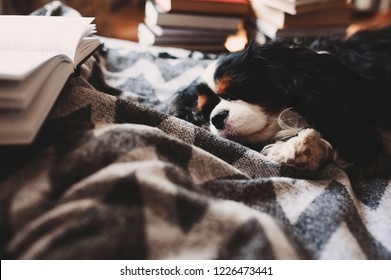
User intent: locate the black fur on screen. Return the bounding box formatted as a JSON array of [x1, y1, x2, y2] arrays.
[[158, 82, 209, 127], [161, 26, 391, 178]]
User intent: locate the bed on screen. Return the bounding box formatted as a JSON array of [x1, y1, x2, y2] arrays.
[[1, 10, 390, 260]]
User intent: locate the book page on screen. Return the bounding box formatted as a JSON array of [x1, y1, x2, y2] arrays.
[[73, 37, 101, 66], [0, 55, 71, 110], [0, 16, 96, 60], [0, 50, 64, 80], [0, 62, 74, 144]]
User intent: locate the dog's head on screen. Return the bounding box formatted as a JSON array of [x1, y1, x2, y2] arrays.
[[196, 41, 308, 146]]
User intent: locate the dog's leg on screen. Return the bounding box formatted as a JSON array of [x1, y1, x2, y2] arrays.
[[261, 128, 332, 171]]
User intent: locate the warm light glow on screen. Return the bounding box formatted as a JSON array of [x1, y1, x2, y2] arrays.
[[225, 30, 248, 52]]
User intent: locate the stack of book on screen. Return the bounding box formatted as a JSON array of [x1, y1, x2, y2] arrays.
[[138, 0, 250, 51], [0, 16, 100, 145], [251, 0, 352, 41]]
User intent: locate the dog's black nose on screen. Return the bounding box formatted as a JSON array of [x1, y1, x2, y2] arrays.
[[211, 110, 229, 130]]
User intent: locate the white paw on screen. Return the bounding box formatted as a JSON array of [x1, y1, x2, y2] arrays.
[[261, 128, 331, 171]]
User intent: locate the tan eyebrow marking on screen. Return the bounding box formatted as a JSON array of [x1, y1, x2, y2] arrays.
[[216, 76, 233, 95], [197, 94, 208, 110]]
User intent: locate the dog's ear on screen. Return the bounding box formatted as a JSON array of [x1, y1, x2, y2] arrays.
[[307, 107, 385, 176], [335, 124, 383, 166], [195, 82, 220, 119], [158, 80, 209, 126], [337, 123, 387, 178]]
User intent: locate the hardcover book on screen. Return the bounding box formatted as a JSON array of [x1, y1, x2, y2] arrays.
[[145, 0, 242, 30], [138, 22, 231, 46], [252, 0, 351, 28], [257, 18, 347, 39], [155, 0, 249, 15], [252, 0, 346, 15]]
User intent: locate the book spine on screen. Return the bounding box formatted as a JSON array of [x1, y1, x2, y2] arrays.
[[161, 0, 249, 15]]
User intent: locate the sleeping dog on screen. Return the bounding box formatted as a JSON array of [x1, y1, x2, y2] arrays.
[[162, 26, 391, 177]]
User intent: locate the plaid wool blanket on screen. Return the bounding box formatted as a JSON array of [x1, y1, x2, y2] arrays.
[[0, 37, 390, 260]]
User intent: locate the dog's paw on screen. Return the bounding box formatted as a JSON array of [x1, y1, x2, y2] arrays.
[[261, 128, 331, 171]]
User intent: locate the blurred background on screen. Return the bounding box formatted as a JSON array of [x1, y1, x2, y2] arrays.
[[1, 0, 390, 51], [1, 0, 145, 40]]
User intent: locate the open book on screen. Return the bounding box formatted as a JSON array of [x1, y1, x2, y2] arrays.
[[0, 16, 100, 144]]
